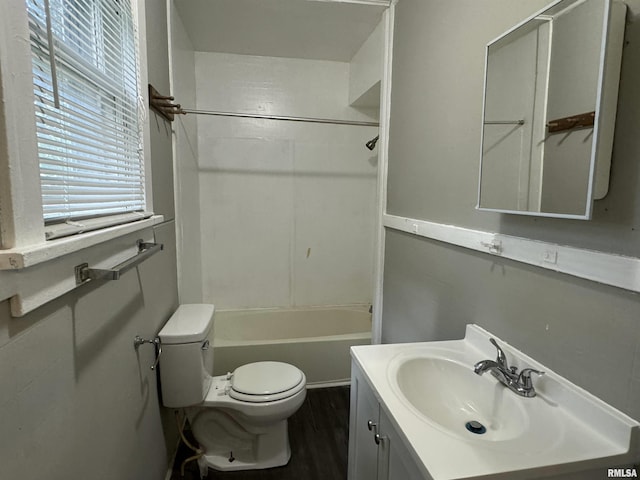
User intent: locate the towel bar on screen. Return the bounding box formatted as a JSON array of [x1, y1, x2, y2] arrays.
[[75, 239, 163, 284]]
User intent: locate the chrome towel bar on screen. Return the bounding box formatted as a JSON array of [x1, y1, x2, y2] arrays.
[[74, 239, 163, 284]]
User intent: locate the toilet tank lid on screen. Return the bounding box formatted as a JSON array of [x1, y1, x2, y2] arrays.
[[158, 304, 215, 344]]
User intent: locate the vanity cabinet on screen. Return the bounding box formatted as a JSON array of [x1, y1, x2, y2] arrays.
[[349, 330, 640, 480], [348, 362, 427, 480]]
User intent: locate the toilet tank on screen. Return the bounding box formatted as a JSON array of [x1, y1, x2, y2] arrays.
[[157, 304, 215, 408]]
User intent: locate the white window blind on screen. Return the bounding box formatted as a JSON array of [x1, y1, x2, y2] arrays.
[[27, 0, 149, 240]]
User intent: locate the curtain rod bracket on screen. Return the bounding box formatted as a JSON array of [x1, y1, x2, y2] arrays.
[[148, 84, 185, 122]]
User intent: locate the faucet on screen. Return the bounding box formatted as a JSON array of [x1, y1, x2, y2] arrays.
[[474, 338, 544, 398]]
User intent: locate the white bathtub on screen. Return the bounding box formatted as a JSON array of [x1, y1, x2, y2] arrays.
[[211, 305, 372, 387]]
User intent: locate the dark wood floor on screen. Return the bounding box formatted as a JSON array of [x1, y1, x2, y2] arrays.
[[170, 386, 351, 480]]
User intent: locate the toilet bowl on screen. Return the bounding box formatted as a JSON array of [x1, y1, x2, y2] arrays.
[[157, 304, 307, 471]]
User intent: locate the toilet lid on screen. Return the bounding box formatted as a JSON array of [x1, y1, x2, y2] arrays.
[[231, 361, 303, 396]]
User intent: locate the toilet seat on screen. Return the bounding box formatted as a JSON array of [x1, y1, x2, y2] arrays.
[[230, 362, 305, 403]]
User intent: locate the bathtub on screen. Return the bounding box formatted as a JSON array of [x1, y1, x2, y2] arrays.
[[211, 305, 372, 387]]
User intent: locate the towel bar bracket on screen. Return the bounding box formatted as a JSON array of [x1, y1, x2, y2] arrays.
[[74, 239, 164, 284]]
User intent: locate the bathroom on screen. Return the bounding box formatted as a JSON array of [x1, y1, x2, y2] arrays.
[[0, 0, 639, 479]]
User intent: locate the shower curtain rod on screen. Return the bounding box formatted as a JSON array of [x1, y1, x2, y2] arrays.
[[181, 108, 379, 127]]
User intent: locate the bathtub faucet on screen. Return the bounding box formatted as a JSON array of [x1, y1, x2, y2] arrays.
[[473, 338, 545, 398]]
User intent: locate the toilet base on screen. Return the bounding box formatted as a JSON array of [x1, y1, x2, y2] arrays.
[[194, 415, 291, 472]]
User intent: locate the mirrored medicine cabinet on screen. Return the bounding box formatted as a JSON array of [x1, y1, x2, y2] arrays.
[[477, 0, 626, 219]]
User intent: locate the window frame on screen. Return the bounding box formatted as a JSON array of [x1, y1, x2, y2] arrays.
[[29, 0, 150, 229], [0, 0, 162, 317], [0, 0, 157, 261]]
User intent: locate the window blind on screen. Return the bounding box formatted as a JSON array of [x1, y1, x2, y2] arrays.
[[27, 0, 149, 239]]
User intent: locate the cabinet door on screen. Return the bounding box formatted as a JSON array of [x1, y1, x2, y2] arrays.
[[378, 410, 429, 480], [348, 364, 381, 480]]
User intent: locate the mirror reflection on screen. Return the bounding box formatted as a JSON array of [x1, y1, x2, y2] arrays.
[[478, 0, 622, 219]]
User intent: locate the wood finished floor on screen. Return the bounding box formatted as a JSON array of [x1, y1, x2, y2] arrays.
[[170, 386, 350, 480]]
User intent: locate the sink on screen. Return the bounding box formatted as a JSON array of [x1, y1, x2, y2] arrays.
[[388, 350, 565, 452], [354, 325, 640, 479], [393, 356, 529, 442]]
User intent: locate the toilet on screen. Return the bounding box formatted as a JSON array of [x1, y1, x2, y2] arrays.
[[157, 304, 307, 472]]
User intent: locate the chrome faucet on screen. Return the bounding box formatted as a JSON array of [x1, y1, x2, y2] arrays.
[[473, 338, 545, 398]]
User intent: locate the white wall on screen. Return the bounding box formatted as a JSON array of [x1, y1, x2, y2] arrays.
[[193, 52, 378, 309], [0, 2, 180, 478], [349, 19, 383, 107], [0, 223, 178, 480], [170, 4, 202, 304]]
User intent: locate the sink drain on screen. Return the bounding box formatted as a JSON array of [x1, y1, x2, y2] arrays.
[[465, 421, 486, 435]]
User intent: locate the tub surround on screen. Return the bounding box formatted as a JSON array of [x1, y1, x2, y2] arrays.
[[193, 52, 378, 310], [213, 305, 372, 386], [175, 1, 385, 312]]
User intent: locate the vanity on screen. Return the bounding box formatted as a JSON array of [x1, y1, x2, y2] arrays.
[[347, 325, 640, 480], [349, 357, 424, 480]]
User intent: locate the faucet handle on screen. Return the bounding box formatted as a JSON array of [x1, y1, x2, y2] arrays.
[[519, 368, 545, 389], [489, 338, 509, 369]]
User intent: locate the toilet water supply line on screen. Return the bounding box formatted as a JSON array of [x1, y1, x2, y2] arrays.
[[175, 410, 204, 476], [175, 408, 255, 473], [133, 339, 203, 472]]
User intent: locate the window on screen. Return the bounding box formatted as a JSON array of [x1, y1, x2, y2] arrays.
[[27, 0, 150, 240], [0, 0, 160, 316]]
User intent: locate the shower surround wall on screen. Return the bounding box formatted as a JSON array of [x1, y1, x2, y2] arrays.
[[170, 3, 202, 304], [193, 52, 378, 309]]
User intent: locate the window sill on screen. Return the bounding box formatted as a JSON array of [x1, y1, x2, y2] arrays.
[[0, 215, 166, 317], [0, 215, 165, 270]]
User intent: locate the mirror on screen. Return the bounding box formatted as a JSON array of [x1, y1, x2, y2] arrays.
[[478, 0, 625, 219]]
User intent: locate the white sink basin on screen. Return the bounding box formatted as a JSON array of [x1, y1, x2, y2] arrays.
[[352, 325, 640, 479], [394, 356, 530, 442], [388, 348, 566, 455]]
